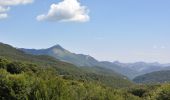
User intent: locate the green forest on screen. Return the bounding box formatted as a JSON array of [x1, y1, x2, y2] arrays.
[[0, 58, 170, 100], [0, 43, 170, 100]]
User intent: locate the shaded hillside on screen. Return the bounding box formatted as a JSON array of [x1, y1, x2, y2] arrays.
[[133, 70, 170, 84]]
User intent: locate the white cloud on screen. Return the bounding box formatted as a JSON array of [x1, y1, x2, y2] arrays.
[[37, 0, 90, 22], [0, 13, 8, 19], [0, 0, 33, 19], [0, 6, 10, 13], [0, 0, 33, 6]]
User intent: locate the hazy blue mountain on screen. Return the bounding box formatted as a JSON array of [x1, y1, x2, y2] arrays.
[[21, 45, 100, 67], [21, 45, 136, 78], [21, 45, 170, 79], [113, 61, 170, 78], [99, 61, 137, 79], [133, 70, 170, 84]]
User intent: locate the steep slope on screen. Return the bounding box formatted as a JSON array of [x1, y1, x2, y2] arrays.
[[133, 70, 170, 84], [0, 42, 132, 88]]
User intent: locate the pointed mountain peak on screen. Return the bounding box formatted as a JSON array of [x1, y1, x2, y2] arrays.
[[53, 44, 62, 48], [49, 44, 65, 50], [113, 61, 120, 64]]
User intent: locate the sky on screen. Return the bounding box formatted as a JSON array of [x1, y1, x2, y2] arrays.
[[0, 0, 170, 63]]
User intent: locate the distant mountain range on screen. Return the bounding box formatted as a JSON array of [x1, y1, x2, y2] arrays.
[[113, 61, 170, 78], [21, 44, 170, 79], [133, 70, 170, 84]]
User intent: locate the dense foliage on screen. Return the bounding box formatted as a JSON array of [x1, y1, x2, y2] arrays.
[[0, 58, 139, 100], [0, 58, 170, 100]]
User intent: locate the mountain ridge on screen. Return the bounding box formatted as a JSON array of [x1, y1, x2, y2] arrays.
[[21, 44, 170, 79], [20, 45, 100, 67], [0, 42, 132, 88]]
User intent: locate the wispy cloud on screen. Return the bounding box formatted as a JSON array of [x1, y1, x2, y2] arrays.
[[161, 46, 165, 49], [0, 0, 33, 19], [37, 0, 90, 22], [153, 45, 166, 49]]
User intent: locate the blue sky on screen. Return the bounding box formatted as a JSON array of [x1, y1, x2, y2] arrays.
[[0, 0, 170, 63]]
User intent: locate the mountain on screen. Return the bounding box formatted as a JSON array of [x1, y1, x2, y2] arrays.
[[133, 70, 170, 84], [21, 45, 99, 67], [21, 45, 138, 78], [0, 42, 132, 88], [99, 61, 138, 79], [21, 45, 170, 79], [113, 61, 170, 79]]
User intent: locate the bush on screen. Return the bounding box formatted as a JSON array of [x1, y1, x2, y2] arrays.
[[0, 69, 32, 100], [129, 87, 147, 97], [155, 84, 170, 100]]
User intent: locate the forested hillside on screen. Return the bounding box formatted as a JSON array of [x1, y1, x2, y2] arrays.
[[1, 42, 170, 100], [1, 57, 170, 100], [133, 70, 170, 84], [0, 58, 138, 100], [0, 43, 132, 88]]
